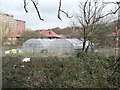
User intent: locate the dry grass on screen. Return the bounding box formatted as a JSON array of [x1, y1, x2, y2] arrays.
[[96, 47, 119, 57]]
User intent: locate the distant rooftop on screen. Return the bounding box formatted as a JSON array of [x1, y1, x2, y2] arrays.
[[36, 29, 62, 38], [4, 31, 22, 38]]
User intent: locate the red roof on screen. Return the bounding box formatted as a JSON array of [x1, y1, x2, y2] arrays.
[[4, 31, 22, 38], [108, 29, 120, 36], [38, 29, 61, 38]]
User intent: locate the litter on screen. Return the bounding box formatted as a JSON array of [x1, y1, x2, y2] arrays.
[[21, 65, 25, 67], [4, 49, 23, 54], [22, 58, 30, 62], [4, 50, 10, 54]]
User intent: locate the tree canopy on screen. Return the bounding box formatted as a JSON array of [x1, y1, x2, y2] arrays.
[[21, 30, 46, 43]]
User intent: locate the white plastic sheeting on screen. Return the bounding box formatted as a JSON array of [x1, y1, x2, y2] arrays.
[[22, 39, 54, 53], [48, 39, 74, 54], [37, 39, 55, 49], [48, 39, 91, 54], [66, 39, 83, 49], [21, 38, 92, 54]]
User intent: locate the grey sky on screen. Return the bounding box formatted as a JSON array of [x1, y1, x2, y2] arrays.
[[0, 0, 119, 30]]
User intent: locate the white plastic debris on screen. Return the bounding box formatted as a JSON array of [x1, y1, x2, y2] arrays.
[[13, 65, 17, 68], [4, 49, 23, 55], [22, 58, 30, 62], [4, 49, 17, 54], [94, 49, 98, 53], [4, 50, 10, 54], [18, 50, 23, 53], [21, 65, 25, 67]]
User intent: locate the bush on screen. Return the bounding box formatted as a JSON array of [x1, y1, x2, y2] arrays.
[[2, 54, 120, 88]]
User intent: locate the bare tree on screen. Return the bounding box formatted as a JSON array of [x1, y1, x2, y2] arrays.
[[73, 0, 120, 52], [22, 0, 119, 52]]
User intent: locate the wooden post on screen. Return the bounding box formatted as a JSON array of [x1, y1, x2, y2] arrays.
[[117, 2, 120, 56]]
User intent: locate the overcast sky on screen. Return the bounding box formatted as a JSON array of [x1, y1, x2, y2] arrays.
[[0, 0, 119, 30], [0, 0, 80, 30]]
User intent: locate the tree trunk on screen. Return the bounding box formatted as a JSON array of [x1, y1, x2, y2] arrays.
[[82, 27, 86, 52]]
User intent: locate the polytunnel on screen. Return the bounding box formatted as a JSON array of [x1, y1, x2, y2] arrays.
[[48, 39, 92, 54], [48, 39, 74, 54], [37, 39, 54, 48], [21, 39, 54, 53], [21, 38, 92, 54], [66, 39, 83, 49]]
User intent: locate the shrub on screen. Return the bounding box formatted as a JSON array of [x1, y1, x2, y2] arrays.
[[2, 54, 119, 88]]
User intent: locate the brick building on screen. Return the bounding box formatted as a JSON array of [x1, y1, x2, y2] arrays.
[[0, 12, 26, 45], [0, 12, 13, 37], [13, 19, 25, 33]]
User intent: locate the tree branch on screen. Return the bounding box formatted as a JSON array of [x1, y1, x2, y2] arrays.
[[23, 0, 73, 21], [111, 64, 120, 76], [57, 0, 72, 20], [31, 0, 44, 21], [103, 2, 117, 4], [103, 1, 120, 15], [87, 1, 91, 24], [23, 0, 29, 13], [83, 0, 89, 25]]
